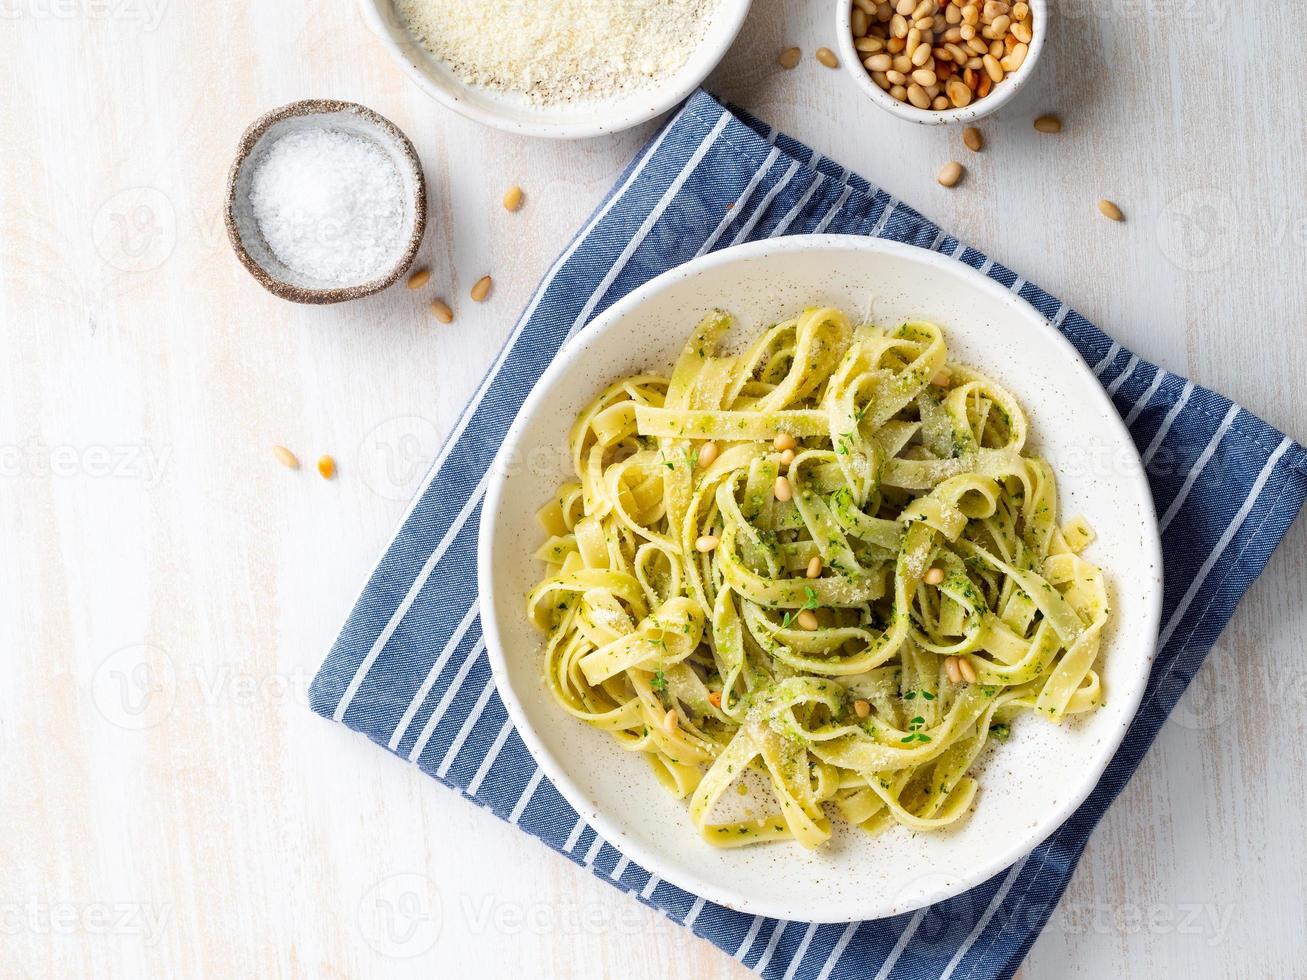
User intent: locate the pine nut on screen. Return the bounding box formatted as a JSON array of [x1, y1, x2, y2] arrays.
[[796, 609, 819, 631], [773, 432, 797, 452], [1012, 19, 1032, 42], [936, 160, 964, 187], [774, 476, 792, 501], [999, 42, 1027, 72], [877, 0, 893, 18], [1013, 1, 1029, 18], [896, 0, 915, 14], [893, 53, 912, 72], [697, 440, 720, 467], [932, 95, 949, 109], [967, 36, 989, 53], [912, 67, 937, 85], [779, 46, 802, 68], [982, 53, 1003, 81], [911, 42, 932, 66], [807, 555, 823, 578], [891, 13, 909, 36], [914, 15, 935, 30], [932, 368, 953, 385], [708, 690, 722, 708], [962, 125, 983, 151], [430, 298, 454, 323], [890, 83, 908, 100], [816, 47, 839, 67], [866, 52, 893, 71], [946, 78, 972, 106], [871, 70, 890, 88], [470, 275, 492, 302], [959, 22, 975, 39], [943, 25, 963, 41], [406, 267, 430, 290], [907, 83, 931, 108], [1033, 114, 1061, 133], [945, 656, 962, 683], [944, 3, 961, 22], [853, 698, 871, 718], [502, 185, 524, 212], [911, 0, 933, 18], [977, 72, 993, 97], [958, 658, 978, 683], [779, 449, 796, 466], [905, 26, 921, 55], [1098, 199, 1125, 222], [965, 55, 983, 70], [852, 7, 870, 35], [696, 535, 720, 553], [961, 3, 979, 24], [854, 0, 876, 11], [855, 36, 884, 52], [946, 41, 969, 62], [988, 37, 1004, 56], [663, 708, 678, 732], [923, 566, 945, 585], [990, 13, 1010, 34], [273, 445, 300, 470], [317, 454, 336, 480], [982, 0, 1009, 19], [886, 36, 906, 52]]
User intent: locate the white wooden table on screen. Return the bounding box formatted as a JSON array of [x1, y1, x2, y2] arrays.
[[3, 2, 1304, 977]]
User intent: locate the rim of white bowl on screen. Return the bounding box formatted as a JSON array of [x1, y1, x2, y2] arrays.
[[358, 0, 754, 140], [478, 234, 1162, 922], [835, 0, 1048, 126]]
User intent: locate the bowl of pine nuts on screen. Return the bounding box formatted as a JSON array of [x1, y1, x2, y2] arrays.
[[836, 0, 1046, 124]]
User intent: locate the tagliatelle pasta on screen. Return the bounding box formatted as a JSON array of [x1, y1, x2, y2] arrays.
[[527, 306, 1109, 849]]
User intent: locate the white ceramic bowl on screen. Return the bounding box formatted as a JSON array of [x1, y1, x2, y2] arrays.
[[358, 0, 752, 139], [479, 236, 1161, 922], [836, 0, 1048, 125]]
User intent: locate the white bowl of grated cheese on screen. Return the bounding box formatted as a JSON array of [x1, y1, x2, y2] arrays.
[[360, 0, 752, 139]]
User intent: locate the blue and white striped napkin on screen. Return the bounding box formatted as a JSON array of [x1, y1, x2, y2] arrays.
[[310, 91, 1307, 980]]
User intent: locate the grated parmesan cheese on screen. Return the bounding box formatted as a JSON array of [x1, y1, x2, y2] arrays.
[[393, 0, 722, 106]]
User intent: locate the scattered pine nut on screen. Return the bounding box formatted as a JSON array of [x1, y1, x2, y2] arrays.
[[945, 655, 963, 684], [779, 46, 801, 69], [317, 455, 337, 480], [663, 708, 678, 732], [502, 185, 524, 212], [779, 449, 796, 466], [774, 476, 792, 502], [796, 609, 819, 631], [273, 445, 300, 470], [406, 267, 430, 290], [1098, 199, 1125, 222], [936, 160, 965, 188], [806, 555, 823, 579], [958, 657, 978, 683], [430, 298, 454, 323], [774, 432, 798, 452], [853, 699, 871, 719], [470, 275, 493, 302], [697, 440, 720, 468], [1033, 114, 1062, 133], [695, 534, 720, 553], [962, 126, 983, 152], [816, 47, 839, 68], [708, 690, 723, 708], [924, 567, 945, 585], [931, 368, 952, 386]]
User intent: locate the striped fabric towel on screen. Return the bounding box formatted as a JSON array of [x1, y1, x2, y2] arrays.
[[310, 91, 1307, 980]]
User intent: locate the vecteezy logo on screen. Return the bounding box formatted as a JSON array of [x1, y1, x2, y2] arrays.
[[357, 415, 442, 502], [92, 186, 177, 274], [1156, 187, 1238, 274], [90, 643, 177, 730], [357, 873, 442, 958]]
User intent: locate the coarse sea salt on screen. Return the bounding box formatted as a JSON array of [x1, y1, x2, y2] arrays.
[[249, 128, 405, 284]]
